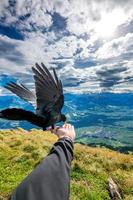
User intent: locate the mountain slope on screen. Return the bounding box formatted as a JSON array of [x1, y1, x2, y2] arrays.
[[1, 93, 133, 151], [0, 129, 133, 200]]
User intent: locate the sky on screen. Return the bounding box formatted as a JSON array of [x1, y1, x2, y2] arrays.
[[0, 0, 133, 94]]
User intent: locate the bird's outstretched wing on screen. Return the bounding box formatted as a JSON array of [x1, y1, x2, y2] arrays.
[[32, 63, 64, 115], [0, 108, 46, 128], [4, 82, 36, 107]]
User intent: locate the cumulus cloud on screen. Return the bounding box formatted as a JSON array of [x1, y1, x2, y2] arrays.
[[96, 65, 128, 89], [0, 0, 133, 93], [96, 33, 133, 60], [0, 0, 53, 30]]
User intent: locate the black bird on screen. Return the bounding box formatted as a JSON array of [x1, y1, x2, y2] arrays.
[[0, 63, 66, 130]]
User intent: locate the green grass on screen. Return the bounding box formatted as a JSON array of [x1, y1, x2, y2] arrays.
[[0, 129, 133, 200]]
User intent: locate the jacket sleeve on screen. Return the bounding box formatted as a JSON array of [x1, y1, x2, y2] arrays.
[[9, 137, 74, 200]]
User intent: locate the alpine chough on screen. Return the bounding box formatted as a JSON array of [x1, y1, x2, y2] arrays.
[[0, 63, 66, 130]]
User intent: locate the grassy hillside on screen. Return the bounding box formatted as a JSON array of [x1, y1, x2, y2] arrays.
[[0, 129, 133, 200]]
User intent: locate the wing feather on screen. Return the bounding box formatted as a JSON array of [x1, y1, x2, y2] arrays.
[[41, 63, 57, 88], [32, 63, 64, 115], [4, 82, 36, 107], [53, 69, 61, 90]]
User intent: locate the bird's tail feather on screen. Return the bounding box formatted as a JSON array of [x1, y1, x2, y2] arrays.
[[0, 108, 46, 128]]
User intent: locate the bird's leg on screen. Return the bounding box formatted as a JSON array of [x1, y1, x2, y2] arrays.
[[51, 124, 55, 129]]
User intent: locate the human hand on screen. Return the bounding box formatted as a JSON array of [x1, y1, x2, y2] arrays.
[[49, 124, 76, 142]]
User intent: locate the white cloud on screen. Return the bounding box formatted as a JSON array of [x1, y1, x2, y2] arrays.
[[96, 33, 133, 59], [0, 0, 53, 31], [0, 0, 133, 93], [66, 0, 133, 37]]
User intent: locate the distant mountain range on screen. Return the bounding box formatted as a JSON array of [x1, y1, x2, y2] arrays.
[[0, 93, 133, 151]]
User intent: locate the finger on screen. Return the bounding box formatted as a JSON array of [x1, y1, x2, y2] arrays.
[[64, 123, 71, 128], [53, 126, 62, 134], [72, 125, 74, 129], [70, 124, 74, 128], [66, 123, 72, 129], [68, 124, 72, 129], [63, 123, 67, 128]]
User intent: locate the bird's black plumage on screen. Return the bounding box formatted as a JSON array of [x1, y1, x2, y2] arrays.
[[0, 63, 66, 130]]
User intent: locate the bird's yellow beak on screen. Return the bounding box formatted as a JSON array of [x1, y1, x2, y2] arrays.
[[64, 120, 67, 128]]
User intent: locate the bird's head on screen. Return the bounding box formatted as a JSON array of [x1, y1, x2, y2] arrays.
[[61, 114, 67, 122]]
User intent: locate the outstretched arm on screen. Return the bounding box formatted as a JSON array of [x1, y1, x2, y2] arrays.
[[10, 124, 75, 200]]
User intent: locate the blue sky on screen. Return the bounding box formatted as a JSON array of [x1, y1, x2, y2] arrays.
[[0, 0, 133, 94]]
